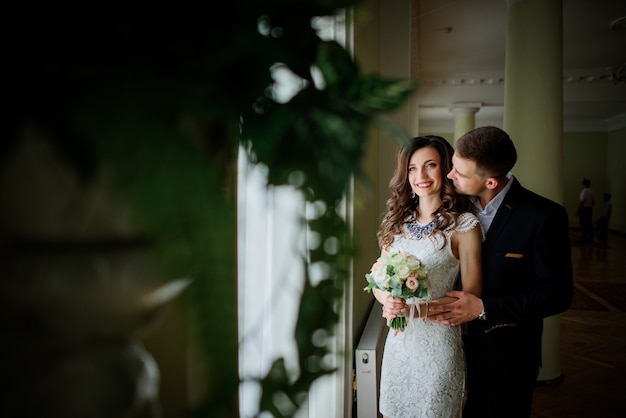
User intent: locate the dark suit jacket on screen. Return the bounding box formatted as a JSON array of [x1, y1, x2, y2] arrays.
[[464, 178, 573, 418], [472, 178, 574, 366]]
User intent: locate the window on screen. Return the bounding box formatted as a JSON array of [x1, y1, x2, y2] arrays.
[[238, 12, 352, 417]]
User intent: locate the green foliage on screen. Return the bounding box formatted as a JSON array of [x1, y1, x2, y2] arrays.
[[243, 29, 414, 418]]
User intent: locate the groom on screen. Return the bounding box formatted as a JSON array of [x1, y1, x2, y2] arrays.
[[429, 126, 573, 418]]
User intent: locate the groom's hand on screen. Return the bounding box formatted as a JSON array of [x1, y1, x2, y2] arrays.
[[429, 290, 484, 326]]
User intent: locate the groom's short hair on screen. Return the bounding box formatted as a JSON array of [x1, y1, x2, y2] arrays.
[[455, 126, 517, 179]]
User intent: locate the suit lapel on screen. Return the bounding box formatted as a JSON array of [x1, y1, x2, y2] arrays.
[[484, 179, 522, 250], [484, 202, 512, 250]]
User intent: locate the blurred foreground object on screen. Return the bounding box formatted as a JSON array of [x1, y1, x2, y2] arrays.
[[3, 1, 413, 416], [0, 129, 190, 418]]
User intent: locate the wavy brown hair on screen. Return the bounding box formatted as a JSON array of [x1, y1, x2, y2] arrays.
[[377, 135, 473, 250]]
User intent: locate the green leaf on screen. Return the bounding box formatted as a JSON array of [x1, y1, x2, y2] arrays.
[[350, 76, 417, 114], [316, 40, 359, 88]]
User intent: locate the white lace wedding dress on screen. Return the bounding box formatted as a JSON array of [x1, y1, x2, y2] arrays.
[[378, 212, 479, 418]]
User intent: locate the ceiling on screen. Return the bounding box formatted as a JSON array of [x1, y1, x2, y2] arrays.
[[414, 0, 626, 132]]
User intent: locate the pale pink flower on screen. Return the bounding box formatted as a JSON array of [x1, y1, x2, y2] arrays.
[[406, 276, 419, 292]]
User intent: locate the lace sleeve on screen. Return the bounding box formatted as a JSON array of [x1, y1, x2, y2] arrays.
[[455, 212, 480, 233]]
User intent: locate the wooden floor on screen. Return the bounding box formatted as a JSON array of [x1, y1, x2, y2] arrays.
[[531, 230, 626, 418]]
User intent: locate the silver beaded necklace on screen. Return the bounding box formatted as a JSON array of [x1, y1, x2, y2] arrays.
[[406, 214, 441, 239]]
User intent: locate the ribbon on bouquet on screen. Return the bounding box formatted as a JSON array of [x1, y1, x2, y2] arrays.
[[407, 298, 423, 325], [402, 299, 427, 348]]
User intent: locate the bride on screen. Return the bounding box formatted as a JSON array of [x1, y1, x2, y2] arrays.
[[370, 136, 482, 417]]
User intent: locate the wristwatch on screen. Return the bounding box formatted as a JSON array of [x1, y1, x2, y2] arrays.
[[478, 309, 487, 321]]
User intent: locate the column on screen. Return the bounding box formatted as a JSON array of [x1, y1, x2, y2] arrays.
[[449, 102, 482, 142], [503, 0, 564, 383]]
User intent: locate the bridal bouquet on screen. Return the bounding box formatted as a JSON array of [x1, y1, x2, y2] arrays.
[[364, 251, 429, 331]]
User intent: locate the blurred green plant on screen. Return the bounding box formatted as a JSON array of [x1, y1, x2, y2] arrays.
[[6, 1, 413, 417]]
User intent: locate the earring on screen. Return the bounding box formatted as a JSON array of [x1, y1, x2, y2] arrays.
[[411, 190, 416, 199]]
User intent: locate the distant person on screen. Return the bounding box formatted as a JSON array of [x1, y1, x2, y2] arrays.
[[575, 178, 595, 243], [595, 192, 612, 241], [429, 126, 573, 418]]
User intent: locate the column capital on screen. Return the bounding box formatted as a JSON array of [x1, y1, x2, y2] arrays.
[[449, 102, 482, 117]]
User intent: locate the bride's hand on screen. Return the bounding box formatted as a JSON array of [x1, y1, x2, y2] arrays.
[[380, 292, 408, 318], [382, 305, 407, 335], [381, 305, 396, 321]]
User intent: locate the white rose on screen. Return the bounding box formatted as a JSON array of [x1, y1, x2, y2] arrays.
[[372, 267, 389, 288], [395, 264, 410, 279]]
